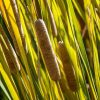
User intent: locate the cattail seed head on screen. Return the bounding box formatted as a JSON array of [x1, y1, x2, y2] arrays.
[[34, 19, 61, 81], [0, 25, 20, 74], [0, 36, 17, 74], [58, 41, 78, 91]]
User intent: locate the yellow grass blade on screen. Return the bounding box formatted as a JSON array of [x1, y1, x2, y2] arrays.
[[0, 63, 19, 100]]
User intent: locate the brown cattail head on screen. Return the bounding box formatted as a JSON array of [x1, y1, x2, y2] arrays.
[[0, 36, 17, 74], [58, 41, 78, 92], [0, 25, 20, 74], [34, 19, 61, 81]]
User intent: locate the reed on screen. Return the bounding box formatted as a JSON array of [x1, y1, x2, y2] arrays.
[[10, 0, 27, 53], [33, 0, 42, 19], [34, 19, 61, 81], [0, 0, 99, 99], [0, 25, 20, 73], [0, 36, 16, 73], [58, 41, 78, 91], [43, 0, 57, 37], [1, 0, 20, 57]]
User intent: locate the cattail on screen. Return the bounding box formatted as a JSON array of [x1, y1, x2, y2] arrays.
[[58, 41, 77, 91], [34, 19, 61, 81], [0, 37, 30, 100], [10, 0, 27, 53], [0, 36, 16, 73], [43, 0, 57, 37], [0, 25, 20, 73]]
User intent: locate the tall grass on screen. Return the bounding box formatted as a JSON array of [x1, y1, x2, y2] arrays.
[[0, 0, 100, 100]]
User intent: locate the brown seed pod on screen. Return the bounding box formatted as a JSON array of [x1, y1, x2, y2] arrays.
[[0, 36, 16, 74], [0, 25, 20, 74], [58, 41, 78, 91], [43, 0, 57, 37], [34, 19, 61, 81]]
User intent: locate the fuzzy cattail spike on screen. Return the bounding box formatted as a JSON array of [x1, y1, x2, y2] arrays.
[[34, 19, 60, 81], [58, 41, 78, 91], [0, 25, 20, 73]]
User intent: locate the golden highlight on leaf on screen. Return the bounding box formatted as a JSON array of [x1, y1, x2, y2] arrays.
[[0, 63, 19, 100], [10, 0, 27, 53]]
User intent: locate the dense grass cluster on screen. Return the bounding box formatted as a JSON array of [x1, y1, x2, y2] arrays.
[[0, 0, 100, 100]]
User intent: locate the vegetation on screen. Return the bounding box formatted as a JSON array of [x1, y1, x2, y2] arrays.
[[0, 0, 100, 99]]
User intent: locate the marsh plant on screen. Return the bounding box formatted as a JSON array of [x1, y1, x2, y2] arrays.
[[0, 0, 100, 100]]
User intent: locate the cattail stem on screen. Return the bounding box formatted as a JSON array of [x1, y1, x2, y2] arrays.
[[10, 0, 27, 53], [2, 0, 20, 57], [43, 0, 57, 37], [82, 26, 93, 69], [87, 84, 95, 100], [56, 82, 64, 100], [12, 73, 27, 100], [34, 19, 60, 81], [33, 0, 42, 19], [58, 41, 78, 92]]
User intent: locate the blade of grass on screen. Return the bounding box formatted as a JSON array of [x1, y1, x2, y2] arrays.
[[0, 63, 19, 99]]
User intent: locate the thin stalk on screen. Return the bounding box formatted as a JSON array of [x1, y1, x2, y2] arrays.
[[10, 0, 27, 53], [56, 81, 64, 100], [43, 0, 58, 37], [2, 0, 20, 57]]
